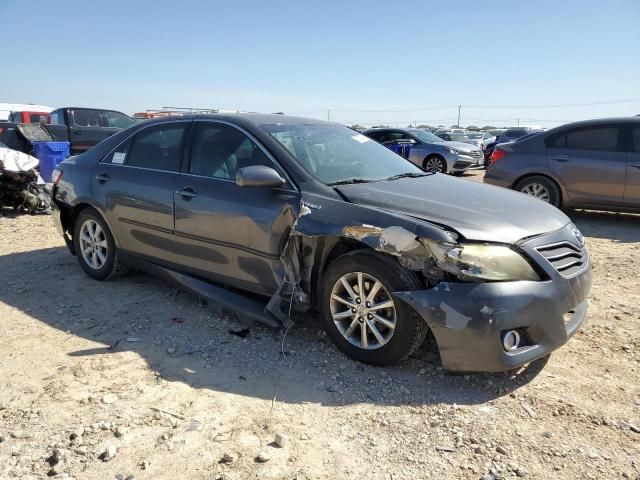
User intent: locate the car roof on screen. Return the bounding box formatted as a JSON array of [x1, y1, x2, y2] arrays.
[[136, 112, 330, 129], [363, 126, 412, 133], [545, 117, 640, 135]]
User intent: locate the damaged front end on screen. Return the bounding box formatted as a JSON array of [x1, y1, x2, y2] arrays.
[[267, 195, 591, 373]]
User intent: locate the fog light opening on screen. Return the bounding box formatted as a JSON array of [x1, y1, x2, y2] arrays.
[[502, 330, 521, 352]]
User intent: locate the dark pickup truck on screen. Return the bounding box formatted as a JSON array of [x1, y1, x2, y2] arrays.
[[47, 108, 135, 154], [0, 107, 135, 155]]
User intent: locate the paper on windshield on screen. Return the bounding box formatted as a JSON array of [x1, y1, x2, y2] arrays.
[[351, 134, 370, 143]]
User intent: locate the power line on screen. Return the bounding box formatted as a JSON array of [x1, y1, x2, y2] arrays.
[[290, 98, 640, 115], [463, 99, 640, 109]]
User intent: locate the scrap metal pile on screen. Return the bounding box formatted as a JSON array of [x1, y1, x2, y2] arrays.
[[0, 146, 50, 214]]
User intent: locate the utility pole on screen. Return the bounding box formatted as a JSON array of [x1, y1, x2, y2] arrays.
[[457, 105, 461, 127], [517, 118, 520, 126], [327, 109, 331, 121]]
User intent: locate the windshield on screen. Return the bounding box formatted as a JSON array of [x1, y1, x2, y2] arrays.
[[450, 134, 472, 143], [466, 132, 483, 139], [408, 129, 442, 143], [261, 123, 424, 185]]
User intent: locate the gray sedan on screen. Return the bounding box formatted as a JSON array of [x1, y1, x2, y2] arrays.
[[485, 117, 640, 211], [365, 128, 484, 173], [50, 114, 591, 372]]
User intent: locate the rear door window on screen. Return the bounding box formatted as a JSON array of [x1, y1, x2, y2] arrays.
[[565, 127, 619, 151], [103, 124, 187, 171]]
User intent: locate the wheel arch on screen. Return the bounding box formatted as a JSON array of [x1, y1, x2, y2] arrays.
[[66, 202, 121, 253], [511, 172, 566, 207]]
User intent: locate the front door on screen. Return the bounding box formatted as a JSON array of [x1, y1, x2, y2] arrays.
[[173, 121, 299, 295], [91, 121, 190, 264], [547, 125, 626, 206]]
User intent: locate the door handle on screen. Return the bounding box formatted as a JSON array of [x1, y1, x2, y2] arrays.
[[550, 155, 570, 162], [177, 187, 198, 199], [73, 130, 83, 135], [630, 163, 640, 169], [94, 173, 110, 183]]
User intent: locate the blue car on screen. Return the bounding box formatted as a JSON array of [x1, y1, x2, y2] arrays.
[[364, 127, 483, 173]]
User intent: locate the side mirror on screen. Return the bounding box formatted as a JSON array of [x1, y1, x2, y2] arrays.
[[236, 165, 285, 188]]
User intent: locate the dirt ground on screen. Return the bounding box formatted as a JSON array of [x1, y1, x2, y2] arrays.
[[0, 170, 638, 480]]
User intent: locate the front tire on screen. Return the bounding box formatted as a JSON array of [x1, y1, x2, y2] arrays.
[[73, 208, 128, 280], [515, 175, 561, 207], [423, 155, 447, 173], [320, 250, 428, 366]]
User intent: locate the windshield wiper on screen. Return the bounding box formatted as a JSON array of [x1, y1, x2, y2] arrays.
[[384, 172, 432, 181], [327, 178, 373, 186]]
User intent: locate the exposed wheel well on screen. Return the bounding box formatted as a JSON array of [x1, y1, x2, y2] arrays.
[[310, 238, 424, 309], [512, 173, 563, 207]]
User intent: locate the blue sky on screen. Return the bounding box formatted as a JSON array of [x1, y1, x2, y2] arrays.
[[2, 0, 639, 127]]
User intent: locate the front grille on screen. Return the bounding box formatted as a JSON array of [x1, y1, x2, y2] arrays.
[[535, 241, 588, 277], [460, 150, 483, 159]]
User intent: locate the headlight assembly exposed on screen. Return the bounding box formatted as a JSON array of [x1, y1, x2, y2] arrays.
[[421, 239, 540, 282]]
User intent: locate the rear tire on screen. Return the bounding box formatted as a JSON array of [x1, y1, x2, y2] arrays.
[[320, 250, 428, 366], [423, 155, 447, 173], [515, 175, 561, 207], [73, 208, 129, 280]]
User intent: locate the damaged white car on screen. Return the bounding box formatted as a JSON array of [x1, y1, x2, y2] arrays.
[[51, 114, 592, 372]]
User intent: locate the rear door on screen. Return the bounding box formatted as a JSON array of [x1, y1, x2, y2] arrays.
[[173, 120, 299, 295], [624, 125, 640, 207], [68, 108, 111, 153], [546, 125, 626, 206], [91, 121, 190, 264]]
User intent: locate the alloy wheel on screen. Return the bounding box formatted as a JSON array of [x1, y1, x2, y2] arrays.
[[79, 219, 108, 270], [329, 272, 397, 350], [425, 157, 445, 173], [520, 182, 551, 202]]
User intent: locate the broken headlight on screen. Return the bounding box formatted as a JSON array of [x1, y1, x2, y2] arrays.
[[422, 240, 540, 282]]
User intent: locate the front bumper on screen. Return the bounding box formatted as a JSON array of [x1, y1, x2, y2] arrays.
[[450, 153, 484, 171], [394, 225, 592, 372]]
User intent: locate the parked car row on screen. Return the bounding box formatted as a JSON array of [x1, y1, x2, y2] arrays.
[[364, 127, 484, 173]]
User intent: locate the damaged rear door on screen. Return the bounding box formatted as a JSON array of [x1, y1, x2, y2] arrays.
[[173, 121, 299, 295]]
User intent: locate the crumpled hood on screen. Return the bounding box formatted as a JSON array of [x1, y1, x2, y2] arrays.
[[335, 175, 570, 244]]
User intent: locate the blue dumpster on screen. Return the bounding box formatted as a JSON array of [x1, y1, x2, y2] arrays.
[[32, 141, 70, 182], [386, 142, 413, 159]]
